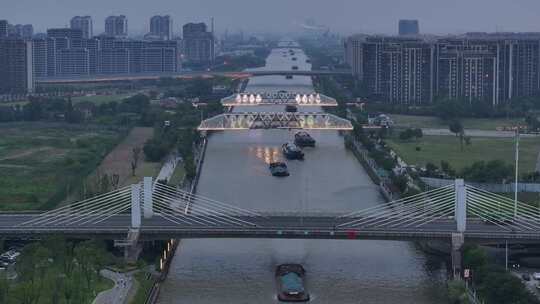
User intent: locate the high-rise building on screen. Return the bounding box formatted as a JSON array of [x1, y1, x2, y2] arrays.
[[105, 15, 128, 37], [32, 38, 48, 78], [70, 16, 93, 39], [182, 22, 215, 64], [399, 20, 420, 36], [346, 32, 540, 106], [0, 20, 7, 38], [348, 36, 434, 105], [56, 48, 89, 76], [10, 24, 34, 39], [0, 39, 34, 93], [434, 39, 499, 105], [149, 15, 173, 40]]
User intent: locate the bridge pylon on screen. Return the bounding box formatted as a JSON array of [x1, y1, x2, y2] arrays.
[[131, 183, 142, 229], [454, 179, 467, 233], [143, 177, 154, 219]]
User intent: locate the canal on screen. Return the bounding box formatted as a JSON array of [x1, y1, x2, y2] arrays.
[[157, 41, 449, 303]]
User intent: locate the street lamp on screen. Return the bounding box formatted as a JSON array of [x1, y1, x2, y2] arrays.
[[514, 127, 520, 218]]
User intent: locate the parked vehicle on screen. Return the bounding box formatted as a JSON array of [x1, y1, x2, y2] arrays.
[[0, 250, 20, 262], [522, 273, 531, 281], [532, 272, 540, 280]]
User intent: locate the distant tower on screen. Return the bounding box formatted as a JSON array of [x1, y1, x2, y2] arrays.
[[70, 16, 93, 39], [105, 15, 128, 37], [149, 15, 173, 40], [399, 19, 419, 36]]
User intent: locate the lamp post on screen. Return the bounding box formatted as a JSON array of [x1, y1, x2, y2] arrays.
[[514, 128, 520, 218]]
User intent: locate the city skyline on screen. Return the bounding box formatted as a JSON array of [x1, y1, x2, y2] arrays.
[[3, 0, 540, 35]]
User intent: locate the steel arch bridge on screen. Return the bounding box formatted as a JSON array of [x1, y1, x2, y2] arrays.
[[221, 92, 338, 107], [197, 112, 354, 131]]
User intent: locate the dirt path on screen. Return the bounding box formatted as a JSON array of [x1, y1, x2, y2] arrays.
[[94, 127, 155, 186]]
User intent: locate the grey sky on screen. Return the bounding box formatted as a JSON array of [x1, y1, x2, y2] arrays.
[[3, 0, 540, 35]]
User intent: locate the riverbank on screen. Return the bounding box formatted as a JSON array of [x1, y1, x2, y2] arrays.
[[144, 136, 208, 304]]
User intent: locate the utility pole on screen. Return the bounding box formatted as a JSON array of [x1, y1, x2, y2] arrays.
[[514, 128, 520, 218]]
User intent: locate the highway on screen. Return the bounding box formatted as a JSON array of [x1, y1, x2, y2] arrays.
[[36, 69, 351, 85]]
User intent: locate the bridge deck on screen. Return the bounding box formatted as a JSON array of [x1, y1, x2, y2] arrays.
[[0, 214, 538, 242]]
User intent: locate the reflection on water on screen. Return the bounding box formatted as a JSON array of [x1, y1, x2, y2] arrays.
[[250, 146, 282, 164]]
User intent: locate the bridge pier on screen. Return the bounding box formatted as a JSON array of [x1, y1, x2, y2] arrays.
[[451, 233, 465, 279], [127, 183, 142, 263]]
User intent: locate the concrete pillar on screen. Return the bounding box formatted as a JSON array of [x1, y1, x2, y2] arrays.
[[451, 233, 465, 279], [455, 179, 467, 233], [143, 177, 153, 219], [131, 184, 141, 229]]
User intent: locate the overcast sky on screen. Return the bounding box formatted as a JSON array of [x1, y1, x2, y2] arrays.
[[3, 0, 540, 36]]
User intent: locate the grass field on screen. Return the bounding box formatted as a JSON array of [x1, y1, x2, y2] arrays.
[[0, 122, 124, 210], [391, 114, 524, 131], [387, 135, 540, 172], [168, 163, 185, 186], [72, 93, 133, 105]]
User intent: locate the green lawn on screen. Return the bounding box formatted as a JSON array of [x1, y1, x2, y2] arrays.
[[0, 122, 124, 210], [72, 93, 133, 105], [168, 162, 185, 186], [387, 135, 540, 172], [390, 114, 524, 131]]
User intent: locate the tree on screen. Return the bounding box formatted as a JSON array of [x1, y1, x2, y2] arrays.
[[0, 272, 10, 304], [399, 128, 415, 141], [449, 120, 464, 137], [440, 160, 456, 177], [413, 128, 423, 141], [425, 162, 438, 177], [131, 146, 142, 176], [449, 120, 465, 151], [447, 280, 470, 304]]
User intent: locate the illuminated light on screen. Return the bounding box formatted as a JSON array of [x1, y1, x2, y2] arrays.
[[160, 258, 164, 270], [236, 94, 242, 103], [242, 94, 248, 103], [249, 94, 255, 103], [256, 94, 262, 103], [302, 94, 308, 103], [295, 94, 301, 103]]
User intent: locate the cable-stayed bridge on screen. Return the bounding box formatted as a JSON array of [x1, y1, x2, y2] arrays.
[[2, 178, 539, 275], [1, 179, 539, 242]]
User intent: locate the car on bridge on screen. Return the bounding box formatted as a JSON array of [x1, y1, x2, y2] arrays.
[[269, 162, 290, 177], [282, 143, 304, 160], [291, 66, 299, 70], [275, 264, 310, 302], [294, 132, 316, 147]]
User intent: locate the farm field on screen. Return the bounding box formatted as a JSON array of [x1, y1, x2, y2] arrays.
[[0, 122, 125, 210]]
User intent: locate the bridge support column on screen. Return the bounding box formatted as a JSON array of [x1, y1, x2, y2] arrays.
[[451, 233, 465, 279], [143, 177, 153, 219], [455, 179, 467, 233], [131, 183, 141, 229]]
